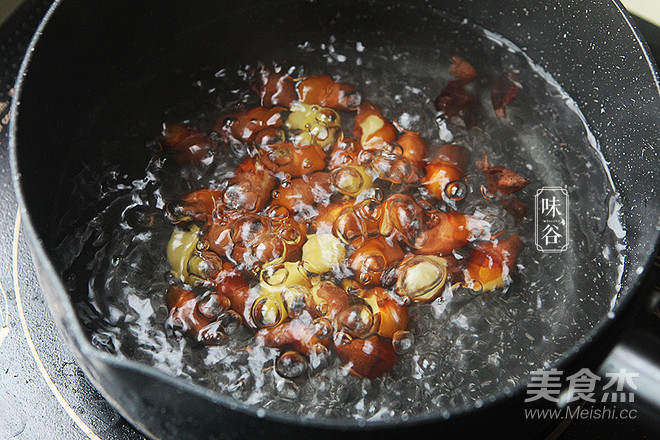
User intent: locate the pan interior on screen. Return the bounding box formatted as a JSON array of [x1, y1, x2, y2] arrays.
[[40, 3, 628, 422]]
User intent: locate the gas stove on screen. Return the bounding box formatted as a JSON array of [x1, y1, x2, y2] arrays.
[[0, 1, 658, 439]]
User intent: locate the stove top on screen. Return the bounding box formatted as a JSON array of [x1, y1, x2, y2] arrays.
[[0, 2, 658, 439]]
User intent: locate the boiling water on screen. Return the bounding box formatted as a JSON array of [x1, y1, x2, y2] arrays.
[[56, 13, 625, 422]]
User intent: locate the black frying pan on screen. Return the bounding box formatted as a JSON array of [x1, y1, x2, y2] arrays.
[[9, 0, 660, 439]]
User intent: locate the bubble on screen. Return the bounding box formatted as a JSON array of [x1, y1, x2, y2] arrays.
[[265, 204, 290, 219], [196, 293, 228, 319], [276, 351, 307, 379], [337, 383, 360, 403], [396, 255, 447, 302], [254, 127, 286, 148], [362, 255, 385, 273], [388, 197, 424, 243], [247, 262, 262, 279], [313, 317, 333, 339], [359, 272, 373, 285], [370, 187, 384, 202], [123, 205, 157, 229], [313, 127, 331, 142], [357, 199, 382, 222], [334, 330, 353, 346], [302, 159, 313, 169], [198, 321, 227, 344], [261, 264, 289, 287], [357, 149, 374, 165], [186, 254, 207, 279], [249, 232, 285, 264], [281, 286, 309, 318], [315, 108, 339, 125], [333, 208, 367, 244], [309, 344, 330, 371], [484, 215, 505, 236], [268, 148, 293, 166], [251, 296, 285, 329], [445, 180, 468, 201], [340, 153, 354, 165], [339, 139, 357, 152], [331, 166, 365, 196], [219, 310, 242, 335], [280, 227, 301, 246], [315, 300, 329, 316], [221, 116, 238, 128], [337, 304, 374, 338], [275, 379, 299, 400], [166, 315, 185, 336], [271, 190, 280, 199], [392, 331, 414, 354], [342, 278, 366, 297], [418, 352, 439, 376], [480, 185, 496, 199], [386, 143, 404, 156]]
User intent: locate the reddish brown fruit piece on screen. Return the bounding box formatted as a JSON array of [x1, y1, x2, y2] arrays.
[[215, 106, 285, 143], [477, 152, 530, 195], [209, 263, 252, 318], [273, 172, 333, 215], [256, 319, 324, 356], [379, 194, 425, 247], [353, 102, 398, 150], [434, 80, 478, 129], [223, 162, 277, 212], [165, 263, 250, 343], [349, 236, 405, 287], [251, 65, 297, 108], [167, 188, 224, 224], [465, 234, 522, 291], [395, 132, 429, 169], [449, 55, 478, 83], [160, 124, 218, 166], [297, 75, 362, 111], [415, 211, 474, 255], [334, 334, 397, 377], [327, 138, 363, 170], [500, 198, 527, 222], [491, 71, 522, 119], [423, 144, 471, 199], [363, 287, 409, 339], [312, 281, 351, 320], [258, 142, 326, 178]]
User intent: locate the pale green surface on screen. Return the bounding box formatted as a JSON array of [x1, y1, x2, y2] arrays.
[[0, 0, 25, 26], [623, 0, 660, 27]]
